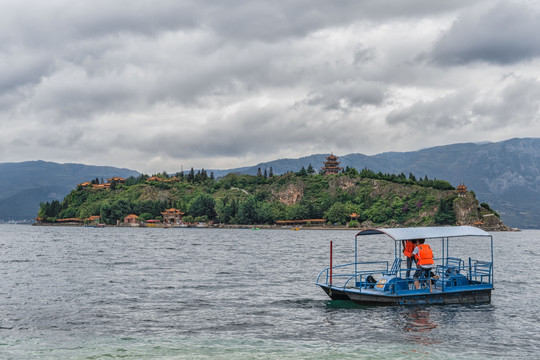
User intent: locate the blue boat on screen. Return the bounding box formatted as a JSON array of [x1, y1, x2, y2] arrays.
[[316, 226, 494, 305]]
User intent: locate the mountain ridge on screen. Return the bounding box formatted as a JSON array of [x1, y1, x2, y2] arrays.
[[1, 137, 539, 228], [0, 161, 139, 222]]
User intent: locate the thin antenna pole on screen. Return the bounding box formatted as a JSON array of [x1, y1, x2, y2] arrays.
[[330, 241, 333, 286]]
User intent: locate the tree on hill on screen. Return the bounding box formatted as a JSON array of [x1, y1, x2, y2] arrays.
[[435, 198, 456, 225], [187, 168, 195, 182], [188, 194, 217, 220], [237, 197, 258, 224]]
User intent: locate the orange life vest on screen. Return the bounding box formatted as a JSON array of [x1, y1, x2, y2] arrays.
[[415, 244, 434, 266], [403, 240, 415, 258]]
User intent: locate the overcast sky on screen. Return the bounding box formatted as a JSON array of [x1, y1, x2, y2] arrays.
[[1, 0, 540, 174]]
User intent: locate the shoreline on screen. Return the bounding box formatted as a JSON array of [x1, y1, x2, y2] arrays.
[[31, 222, 519, 231], [32, 222, 353, 230]]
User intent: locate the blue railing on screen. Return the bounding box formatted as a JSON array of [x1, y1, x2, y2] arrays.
[[468, 259, 493, 284], [316, 261, 389, 287], [317, 257, 493, 293]]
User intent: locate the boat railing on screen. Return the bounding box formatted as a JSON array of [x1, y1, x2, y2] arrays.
[[393, 256, 474, 291], [316, 261, 390, 288], [430, 257, 493, 288], [467, 259, 493, 284], [317, 257, 493, 293], [435, 258, 492, 285], [430, 257, 465, 276]]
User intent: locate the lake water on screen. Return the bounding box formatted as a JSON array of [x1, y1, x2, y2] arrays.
[[0, 225, 539, 359]]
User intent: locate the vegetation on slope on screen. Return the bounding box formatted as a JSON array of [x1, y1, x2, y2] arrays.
[[38, 166, 499, 227]]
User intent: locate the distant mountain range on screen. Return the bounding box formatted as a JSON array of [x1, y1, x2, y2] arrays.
[[0, 161, 139, 222], [1, 137, 539, 228]]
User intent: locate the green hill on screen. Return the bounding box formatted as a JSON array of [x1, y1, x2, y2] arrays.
[[37, 168, 509, 230]]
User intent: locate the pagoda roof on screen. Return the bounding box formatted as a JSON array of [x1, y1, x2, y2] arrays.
[[161, 208, 184, 215], [457, 183, 468, 192], [108, 177, 126, 182]]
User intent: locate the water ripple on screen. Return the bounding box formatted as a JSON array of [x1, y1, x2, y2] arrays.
[[0, 226, 539, 359]]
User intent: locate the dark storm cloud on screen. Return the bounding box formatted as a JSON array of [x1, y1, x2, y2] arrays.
[[431, 1, 540, 65]]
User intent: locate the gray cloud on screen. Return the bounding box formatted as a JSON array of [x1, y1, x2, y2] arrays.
[[1, 0, 539, 173], [431, 1, 540, 65], [306, 80, 386, 110], [472, 77, 540, 126], [386, 90, 475, 130]]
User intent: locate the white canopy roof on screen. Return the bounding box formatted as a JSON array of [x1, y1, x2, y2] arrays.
[[356, 226, 491, 241]]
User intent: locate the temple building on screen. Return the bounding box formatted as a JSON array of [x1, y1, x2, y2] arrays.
[[321, 153, 343, 174], [161, 208, 185, 224], [457, 183, 468, 196], [108, 177, 126, 183], [124, 214, 139, 224]]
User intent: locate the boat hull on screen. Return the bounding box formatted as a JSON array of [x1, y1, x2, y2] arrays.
[[346, 288, 492, 306], [318, 285, 351, 301]]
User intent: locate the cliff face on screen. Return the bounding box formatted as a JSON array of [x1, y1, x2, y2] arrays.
[[453, 194, 511, 231], [268, 175, 511, 230], [272, 181, 304, 206], [454, 195, 479, 225]]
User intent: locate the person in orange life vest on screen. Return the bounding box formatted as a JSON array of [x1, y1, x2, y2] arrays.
[[412, 239, 434, 292], [402, 239, 417, 278]]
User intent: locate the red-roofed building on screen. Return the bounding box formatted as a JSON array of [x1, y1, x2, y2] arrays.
[[86, 215, 101, 223], [108, 177, 126, 183], [161, 208, 184, 224], [93, 183, 111, 190], [124, 214, 139, 224]]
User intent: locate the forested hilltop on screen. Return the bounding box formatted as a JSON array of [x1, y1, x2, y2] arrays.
[[37, 167, 510, 230]]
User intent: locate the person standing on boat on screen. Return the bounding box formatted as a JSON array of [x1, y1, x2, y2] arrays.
[[403, 239, 417, 278], [412, 239, 434, 292]]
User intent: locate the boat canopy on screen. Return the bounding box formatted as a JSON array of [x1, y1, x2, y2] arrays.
[[356, 226, 491, 241]]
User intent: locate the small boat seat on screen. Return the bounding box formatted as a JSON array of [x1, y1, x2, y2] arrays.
[[470, 260, 492, 283]]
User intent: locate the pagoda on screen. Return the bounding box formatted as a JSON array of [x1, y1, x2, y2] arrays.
[[457, 183, 468, 196], [321, 153, 343, 175]]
